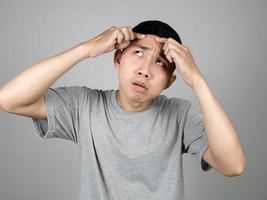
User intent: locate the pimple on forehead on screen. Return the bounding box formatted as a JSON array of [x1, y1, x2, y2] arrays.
[[145, 34, 164, 47], [132, 34, 162, 46], [133, 40, 163, 51]]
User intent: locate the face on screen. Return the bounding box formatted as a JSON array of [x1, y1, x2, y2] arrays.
[[114, 34, 176, 104]]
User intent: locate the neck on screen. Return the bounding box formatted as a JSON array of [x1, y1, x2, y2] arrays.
[[116, 90, 153, 112]]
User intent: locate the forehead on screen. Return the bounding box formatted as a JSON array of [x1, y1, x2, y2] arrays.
[[130, 34, 164, 50]]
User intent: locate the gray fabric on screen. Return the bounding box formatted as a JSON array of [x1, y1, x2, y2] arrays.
[[31, 86, 212, 200]]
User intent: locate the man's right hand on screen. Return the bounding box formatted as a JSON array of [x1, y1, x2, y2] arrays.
[[82, 26, 146, 58]]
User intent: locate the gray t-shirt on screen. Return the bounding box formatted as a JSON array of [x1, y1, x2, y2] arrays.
[[31, 86, 212, 200]]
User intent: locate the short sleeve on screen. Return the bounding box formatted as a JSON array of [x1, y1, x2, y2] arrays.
[[31, 86, 88, 144], [182, 102, 212, 171]]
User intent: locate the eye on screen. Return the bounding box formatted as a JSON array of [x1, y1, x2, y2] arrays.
[[156, 59, 165, 67], [135, 50, 143, 56]]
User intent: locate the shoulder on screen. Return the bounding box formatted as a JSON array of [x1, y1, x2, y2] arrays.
[[47, 86, 113, 102], [157, 93, 191, 112], [49, 85, 89, 94], [51, 85, 114, 95], [71, 86, 115, 103]]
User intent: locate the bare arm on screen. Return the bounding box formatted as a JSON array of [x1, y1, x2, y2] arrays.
[[194, 80, 246, 176], [0, 42, 90, 111], [155, 36, 246, 176], [0, 26, 145, 116]]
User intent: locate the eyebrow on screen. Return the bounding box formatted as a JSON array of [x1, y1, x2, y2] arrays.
[[133, 44, 152, 50], [133, 44, 167, 61]]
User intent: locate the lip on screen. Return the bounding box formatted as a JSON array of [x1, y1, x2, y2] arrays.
[[132, 81, 148, 89]]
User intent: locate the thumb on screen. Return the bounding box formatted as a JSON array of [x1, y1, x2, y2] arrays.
[[134, 33, 146, 39], [115, 40, 131, 49]]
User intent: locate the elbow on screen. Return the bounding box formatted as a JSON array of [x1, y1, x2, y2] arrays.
[[224, 165, 246, 177], [0, 91, 13, 112], [0, 92, 7, 111], [0, 91, 4, 111], [223, 158, 246, 177]]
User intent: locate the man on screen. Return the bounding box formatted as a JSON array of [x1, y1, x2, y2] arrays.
[[0, 20, 245, 200]]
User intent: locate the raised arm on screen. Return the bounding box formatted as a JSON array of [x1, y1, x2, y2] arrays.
[[0, 43, 89, 113], [155, 36, 246, 176], [0, 26, 145, 119]]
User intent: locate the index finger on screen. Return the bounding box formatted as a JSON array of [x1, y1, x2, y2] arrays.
[[133, 32, 146, 39], [154, 36, 168, 43]]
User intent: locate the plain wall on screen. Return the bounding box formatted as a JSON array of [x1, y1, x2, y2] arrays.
[[0, 0, 266, 199]]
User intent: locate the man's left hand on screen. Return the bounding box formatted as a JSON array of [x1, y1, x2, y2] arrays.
[[155, 36, 206, 88]]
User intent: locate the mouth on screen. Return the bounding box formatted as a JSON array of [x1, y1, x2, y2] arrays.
[[132, 81, 148, 93], [132, 81, 147, 89]]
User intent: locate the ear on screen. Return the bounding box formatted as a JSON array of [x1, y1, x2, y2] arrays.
[[114, 49, 123, 70], [165, 74, 176, 89]]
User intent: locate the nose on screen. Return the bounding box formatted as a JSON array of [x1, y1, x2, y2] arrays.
[[137, 71, 149, 79], [137, 61, 153, 79]]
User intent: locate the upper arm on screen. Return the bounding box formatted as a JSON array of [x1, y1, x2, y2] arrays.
[[203, 147, 245, 176], [203, 148, 231, 176], [3, 96, 47, 120], [203, 148, 217, 169]]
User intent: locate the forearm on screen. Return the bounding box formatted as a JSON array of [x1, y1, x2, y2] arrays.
[[192, 79, 246, 172], [0, 42, 90, 110]]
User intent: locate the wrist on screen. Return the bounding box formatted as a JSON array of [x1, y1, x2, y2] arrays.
[[192, 77, 209, 96], [77, 40, 93, 59]]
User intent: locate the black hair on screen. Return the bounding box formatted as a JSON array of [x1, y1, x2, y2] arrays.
[[132, 20, 182, 44], [132, 20, 182, 75]]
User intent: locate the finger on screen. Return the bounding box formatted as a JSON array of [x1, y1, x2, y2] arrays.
[[164, 42, 183, 54], [115, 40, 131, 50], [165, 52, 173, 63], [164, 47, 173, 63], [127, 27, 135, 40], [164, 37, 188, 52], [133, 32, 146, 39], [116, 29, 124, 44], [166, 48, 180, 64], [154, 36, 168, 44], [157, 37, 186, 52], [120, 27, 130, 41]]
